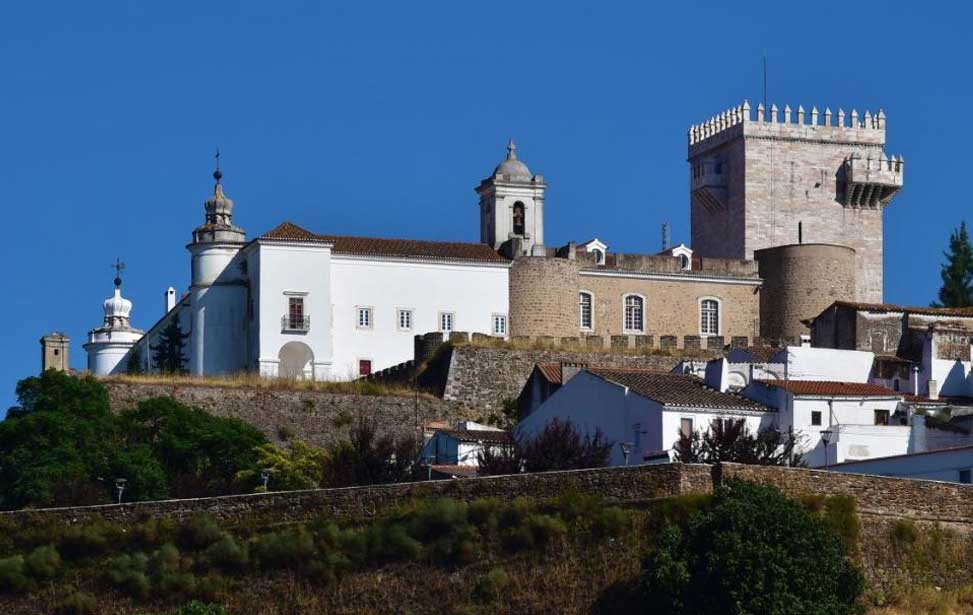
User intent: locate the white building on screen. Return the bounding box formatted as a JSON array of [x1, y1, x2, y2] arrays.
[[88, 154, 515, 380], [82, 271, 144, 375], [833, 445, 973, 484], [420, 421, 512, 474], [516, 367, 774, 466]]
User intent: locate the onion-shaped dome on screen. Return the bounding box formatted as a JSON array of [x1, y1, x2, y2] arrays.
[[493, 139, 532, 181], [102, 276, 133, 327], [204, 167, 235, 226]]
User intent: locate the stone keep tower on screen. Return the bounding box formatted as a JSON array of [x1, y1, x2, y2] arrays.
[[40, 332, 70, 372], [476, 140, 547, 257], [688, 102, 904, 302]]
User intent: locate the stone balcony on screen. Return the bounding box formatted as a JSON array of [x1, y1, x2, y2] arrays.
[[842, 154, 904, 208]]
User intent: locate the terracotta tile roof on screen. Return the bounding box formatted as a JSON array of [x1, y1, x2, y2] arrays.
[[758, 380, 901, 397], [832, 301, 973, 318], [437, 429, 513, 445], [536, 363, 563, 384], [727, 345, 784, 363], [588, 368, 770, 412], [260, 222, 508, 263], [429, 465, 479, 478]]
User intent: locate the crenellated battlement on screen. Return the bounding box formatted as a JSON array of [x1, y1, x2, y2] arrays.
[[688, 100, 887, 147]]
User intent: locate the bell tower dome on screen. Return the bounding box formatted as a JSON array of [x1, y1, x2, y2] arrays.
[[83, 260, 144, 375], [476, 139, 547, 257]]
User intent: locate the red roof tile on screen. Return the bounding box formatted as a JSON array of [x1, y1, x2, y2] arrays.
[[260, 222, 508, 263], [589, 368, 769, 412], [536, 363, 563, 385], [437, 429, 513, 445], [758, 380, 901, 397]]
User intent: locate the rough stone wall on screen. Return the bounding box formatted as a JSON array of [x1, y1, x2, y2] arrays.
[[441, 345, 689, 412], [0, 463, 710, 529], [690, 116, 891, 302], [755, 243, 856, 342], [579, 273, 759, 345], [103, 382, 456, 448], [508, 257, 579, 338]]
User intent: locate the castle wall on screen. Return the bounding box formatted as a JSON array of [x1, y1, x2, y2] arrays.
[[508, 257, 580, 338], [755, 244, 856, 342]]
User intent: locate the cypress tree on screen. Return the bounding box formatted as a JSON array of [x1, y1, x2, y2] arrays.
[[936, 221, 973, 307], [150, 314, 190, 374]]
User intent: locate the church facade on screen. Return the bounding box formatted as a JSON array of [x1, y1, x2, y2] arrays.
[[82, 100, 904, 379]]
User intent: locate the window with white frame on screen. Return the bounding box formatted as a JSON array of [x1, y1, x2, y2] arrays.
[[700, 298, 720, 336], [579, 292, 593, 330], [397, 309, 413, 331], [623, 295, 644, 333], [439, 312, 454, 333], [492, 314, 507, 336], [357, 306, 373, 329]]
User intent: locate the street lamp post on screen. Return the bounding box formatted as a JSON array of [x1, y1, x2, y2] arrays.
[[260, 468, 272, 491], [114, 478, 127, 504], [819, 429, 833, 470], [619, 442, 634, 466]]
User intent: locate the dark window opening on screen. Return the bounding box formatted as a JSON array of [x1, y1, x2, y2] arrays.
[[811, 411, 822, 426], [680, 418, 693, 439], [874, 409, 891, 426], [512, 202, 525, 235], [53, 349, 59, 356], [359, 360, 372, 377], [960, 469, 971, 484]]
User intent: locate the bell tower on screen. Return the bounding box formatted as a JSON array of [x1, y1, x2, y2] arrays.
[[476, 140, 547, 257]]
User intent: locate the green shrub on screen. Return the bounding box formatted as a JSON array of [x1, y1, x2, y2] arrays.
[[527, 514, 567, 549], [252, 527, 316, 571], [366, 523, 422, 563], [549, 491, 602, 521], [200, 535, 249, 572], [0, 555, 28, 593], [474, 566, 510, 600], [821, 496, 860, 549], [467, 497, 501, 530], [331, 409, 354, 428], [498, 498, 533, 529], [134, 517, 179, 548], [59, 524, 111, 560], [108, 552, 150, 598], [639, 479, 863, 615], [181, 516, 223, 550], [590, 507, 631, 540], [56, 591, 98, 615], [890, 518, 919, 550], [25, 544, 61, 579], [164, 601, 229, 615]]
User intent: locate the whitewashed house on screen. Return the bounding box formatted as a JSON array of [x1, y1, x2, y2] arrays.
[[420, 421, 512, 476], [833, 445, 973, 484], [516, 367, 774, 467]]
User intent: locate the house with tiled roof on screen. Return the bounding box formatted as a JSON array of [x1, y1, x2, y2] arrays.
[[419, 421, 513, 473], [516, 367, 775, 466]]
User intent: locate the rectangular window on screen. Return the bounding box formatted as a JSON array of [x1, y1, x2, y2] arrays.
[[357, 307, 372, 329], [960, 469, 972, 484], [700, 299, 720, 336], [439, 312, 454, 333], [285, 297, 307, 330], [624, 295, 644, 333], [874, 409, 890, 426], [397, 309, 413, 331], [811, 411, 822, 426], [358, 359, 372, 377], [579, 292, 593, 330], [492, 314, 507, 336], [680, 417, 694, 439]]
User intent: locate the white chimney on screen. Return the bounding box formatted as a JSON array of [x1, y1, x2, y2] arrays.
[[165, 287, 176, 313], [704, 358, 729, 393], [800, 334, 811, 347], [928, 378, 939, 401]]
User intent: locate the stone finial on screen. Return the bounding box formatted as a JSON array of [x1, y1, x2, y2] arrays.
[[824, 107, 832, 126], [810, 106, 819, 125], [783, 104, 792, 123], [742, 100, 751, 122], [756, 103, 765, 122], [837, 108, 845, 127], [877, 108, 886, 129], [769, 104, 779, 123], [850, 109, 859, 127], [864, 110, 873, 128], [797, 105, 805, 124]]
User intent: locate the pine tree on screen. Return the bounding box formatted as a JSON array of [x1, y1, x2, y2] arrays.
[[150, 314, 189, 374], [125, 348, 143, 375], [935, 221, 973, 307]]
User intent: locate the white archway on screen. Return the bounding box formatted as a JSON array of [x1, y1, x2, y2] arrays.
[[278, 341, 314, 379]]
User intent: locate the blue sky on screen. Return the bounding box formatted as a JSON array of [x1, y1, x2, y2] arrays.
[[0, 1, 963, 409]]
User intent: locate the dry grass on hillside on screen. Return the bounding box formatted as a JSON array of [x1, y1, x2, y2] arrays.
[[867, 585, 973, 615], [103, 373, 420, 397]]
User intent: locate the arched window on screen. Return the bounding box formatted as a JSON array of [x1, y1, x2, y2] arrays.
[[512, 202, 526, 235], [579, 292, 593, 330], [680, 254, 690, 270], [623, 295, 644, 333], [700, 298, 720, 336], [591, 248, 605, 265]]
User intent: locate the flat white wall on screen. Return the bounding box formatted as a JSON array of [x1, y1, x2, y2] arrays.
[[329, 256, 509, 379], [787, 396, 908, 467], [254, 242, 333, 379], [837, 447, 973, 483], [660, 410, 772, 455], [783, 347, 875, 382]]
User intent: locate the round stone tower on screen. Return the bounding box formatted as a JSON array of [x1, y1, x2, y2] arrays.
[[83, 270, 144, 375], [754, 243, 856, 343], [509, 257, 580, 339]]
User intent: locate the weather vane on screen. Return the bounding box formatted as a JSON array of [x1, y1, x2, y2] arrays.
[[112, 258, 125, 287], [214, 148, 223, 183]]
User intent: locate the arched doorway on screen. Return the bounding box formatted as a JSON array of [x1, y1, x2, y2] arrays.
[[278, 341, 314, 379]]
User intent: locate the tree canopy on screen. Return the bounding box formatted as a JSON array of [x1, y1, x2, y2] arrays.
[[935, 221, 973, 307], [639, 479, 863, 615], [477, 418, 613, 476], [673, 418, 805, 467]]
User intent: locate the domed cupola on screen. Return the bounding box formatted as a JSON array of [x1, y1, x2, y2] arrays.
[[493, 139, 533, 181], [84, 259, 145, 376], [192, 152, 246, 245], [476, 139, 547, 257], [102, 274, 134, 328]]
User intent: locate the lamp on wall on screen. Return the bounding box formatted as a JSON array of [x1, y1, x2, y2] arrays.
[[819, 429, 833, 470], [619, 442, 634, 466]]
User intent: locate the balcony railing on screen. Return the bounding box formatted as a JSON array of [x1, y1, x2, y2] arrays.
[[282, 315, 310, 332]]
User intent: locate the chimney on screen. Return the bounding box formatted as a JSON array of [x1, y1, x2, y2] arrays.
[[704, 358, 729, 393], [165, 287, 176, 313], [912, 365, 920, 397], [800, 334, 811, 347], [928, 378, 939, 401]]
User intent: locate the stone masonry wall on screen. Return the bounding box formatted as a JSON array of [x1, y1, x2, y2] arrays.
[[103, 381, 457, 448], [508, 257, 579, 338], [440, 345, 689, 413]]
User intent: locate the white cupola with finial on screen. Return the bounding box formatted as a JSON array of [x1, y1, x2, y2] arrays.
[[83, 259, 144, 375], [475, 139, 547, 257]]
